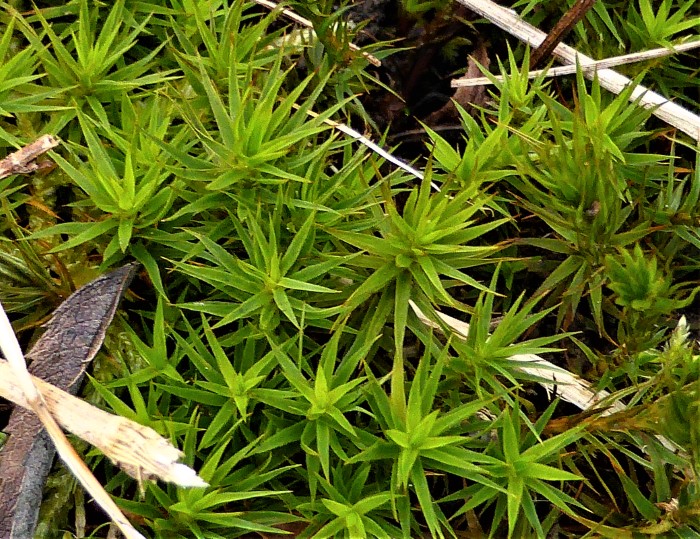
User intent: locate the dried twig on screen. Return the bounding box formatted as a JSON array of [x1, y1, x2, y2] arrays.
[[252, 0, 382, 67], [0, 134, 59, 180], [530, 0, 597, 68], [452, 39, 700, 87], [455, 0, 700, 142]]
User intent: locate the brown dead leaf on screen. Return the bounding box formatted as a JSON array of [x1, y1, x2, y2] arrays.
[[424, 40, 490, 125]]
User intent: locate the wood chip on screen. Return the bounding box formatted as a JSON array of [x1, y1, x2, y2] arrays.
[[0, 135, 60, 180]]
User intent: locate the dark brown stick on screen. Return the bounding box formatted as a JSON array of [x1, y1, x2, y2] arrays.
[[530, 0, 597, 69]]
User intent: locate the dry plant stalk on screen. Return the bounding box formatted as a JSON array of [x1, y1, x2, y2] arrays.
[[0, 264, 206, 538], [0, 359, 205, 487], [0, 304, 146, 539], [0, 134, 59, 179], [455, 0, 700, 142], [303, 108, 437, 189], [453, 39, 700, 87], [268, 6, 435, 190]]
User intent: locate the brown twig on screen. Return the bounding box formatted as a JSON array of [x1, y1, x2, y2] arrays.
[[530, 0, 597, 68]]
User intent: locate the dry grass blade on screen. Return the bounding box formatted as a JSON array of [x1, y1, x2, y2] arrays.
[[0, 304, 146, 539], [0, 264, 143, 537], [304, 108, 440, 190], [253, 0, 382, 66], [452, 39, 700, 87], [456, 0, 700, 141], [408, 300, 625, 414], [0, 265, 205, 537], [409, 301, 680, 451]]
